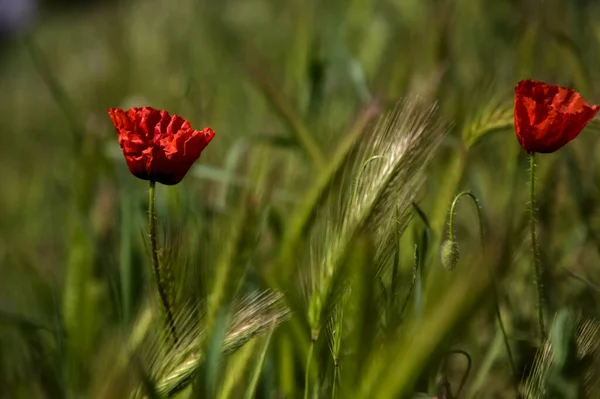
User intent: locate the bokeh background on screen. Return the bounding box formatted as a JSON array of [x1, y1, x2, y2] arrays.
[[3, 0, 600, 398]]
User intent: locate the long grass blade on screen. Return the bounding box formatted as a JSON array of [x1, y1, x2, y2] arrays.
[[243, 325, 276, 399]]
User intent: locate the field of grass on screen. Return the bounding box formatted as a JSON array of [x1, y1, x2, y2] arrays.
[[3, 0, 600, 398]]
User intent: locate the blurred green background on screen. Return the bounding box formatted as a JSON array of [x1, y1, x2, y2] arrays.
[[3, 0, 600, 398]]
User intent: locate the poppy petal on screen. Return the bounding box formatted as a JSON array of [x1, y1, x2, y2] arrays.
[[514, 79, 598, 154], [108, 106, 215, 185]]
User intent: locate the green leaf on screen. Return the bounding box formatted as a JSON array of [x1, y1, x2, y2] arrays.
[[243, 325, 276, 399]]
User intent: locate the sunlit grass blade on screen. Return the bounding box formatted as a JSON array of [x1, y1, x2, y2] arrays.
[[243, 324, 276, 399], [201, 308, 230, 398], [217, 339, 257, 399], [278, 101, 380, 273]]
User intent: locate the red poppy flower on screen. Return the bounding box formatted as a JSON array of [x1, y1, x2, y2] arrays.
[[514, 79, 599, 154], [108, 106, 215, 185]]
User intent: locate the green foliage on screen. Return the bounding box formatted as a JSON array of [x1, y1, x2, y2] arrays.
[[3, 0, 600, 398]]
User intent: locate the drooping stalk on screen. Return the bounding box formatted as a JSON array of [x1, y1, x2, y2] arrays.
[[528, 154, 546, 340], [149, 181, 179, 345], [448, 191, 518, 387]]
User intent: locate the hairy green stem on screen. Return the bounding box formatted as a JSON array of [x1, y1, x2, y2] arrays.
[[149, 181, 179, 345], [304, 339, 315, 399], [448, 191, 518, 388], [528, 154, 546, 340]]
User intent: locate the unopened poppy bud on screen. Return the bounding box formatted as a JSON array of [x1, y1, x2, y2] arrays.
[[441, 239, 460, 270]]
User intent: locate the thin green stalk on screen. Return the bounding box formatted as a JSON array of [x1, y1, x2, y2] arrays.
[[562, 266, 600, 294], [432, 148, 468, 237], [278, 100, 379, 272], [304, 339, 315, 399], [411, 203, 431, 318], [243, 326, 275, 399], [448, 191, 518, 389], [390, 207, 400, 308], [220, 340, 256, 399], [529, 153, 546, 340], [331, 307, 343, 399], [148, 181, 179, 345], [398, 246, 418, 320], [331, 364, 339, 399], [120, 194, 132, 323]]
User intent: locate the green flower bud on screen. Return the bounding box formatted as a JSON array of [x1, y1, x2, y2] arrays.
[[441, 239, 460, 270]]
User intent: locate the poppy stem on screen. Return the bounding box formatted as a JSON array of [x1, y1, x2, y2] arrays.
[[149, 180, 179, 345], [528, 153, 546, 341], [447, 192, 518, 390]]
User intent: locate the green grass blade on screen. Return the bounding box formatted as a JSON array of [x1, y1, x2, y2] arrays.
[[243, 325, 276, 399], [278, 102, 379, 278]]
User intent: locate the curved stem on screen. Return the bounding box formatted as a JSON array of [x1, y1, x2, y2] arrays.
[[304, 339, 315, 399], [443, 350, 472, 399], [149, 181, 179, 345], [448, 192, 480, 241], [448, 191, 518, 388], [529, 154, 546, 340]]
